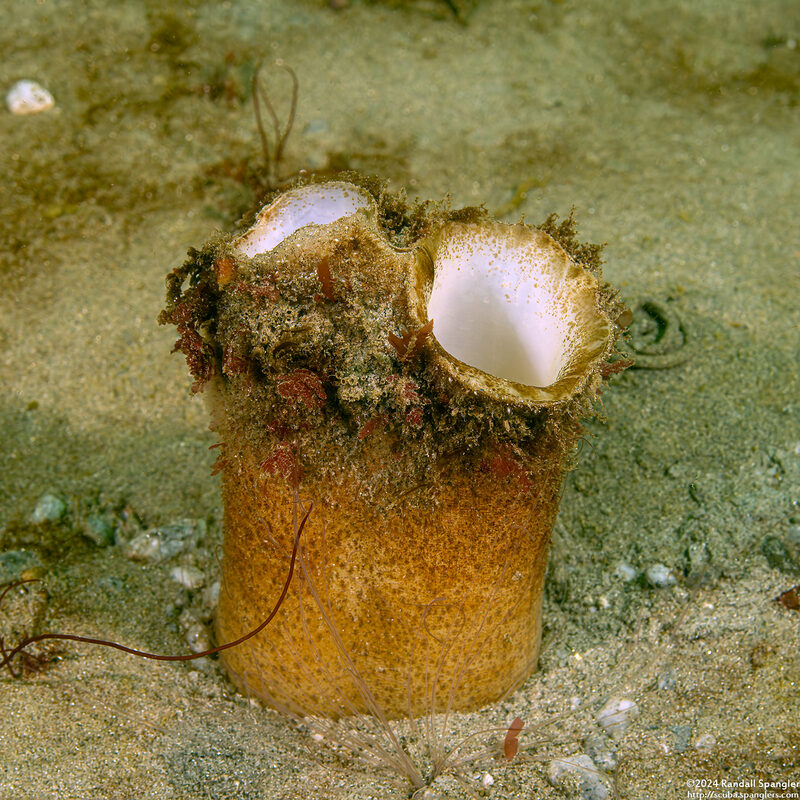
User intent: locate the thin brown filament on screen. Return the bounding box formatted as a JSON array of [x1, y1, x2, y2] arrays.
[[251, 59, 299, 188], [0, 505, 311, 676]]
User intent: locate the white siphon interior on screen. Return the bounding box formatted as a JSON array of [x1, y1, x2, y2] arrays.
[[427, 225, 587, 388], [235, 182, 374, 256]]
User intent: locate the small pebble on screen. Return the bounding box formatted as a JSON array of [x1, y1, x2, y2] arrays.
[[158, 519, 207, 555], [672, 724, 692, 754], [203, 580, 221, 612], [614, 562, 638, 582], [597, 697, 639, 739], [123, 518, 206, 563], [170, 565, 205, 590], [645, 563, 676, 588], [178, 607, 202, 628], [6, 79, 55, 115], [657, 667, 677, 691], [481, 773, 494, 788], [82, 514, 115, 547], [684, 542, 711, 585], [548, 754, 608, 800], [124, 530, 163, 562], [693, 733, 716, 751], [30, 493, 66, 523], [184, 622, 212, 653], [178, 607, 212, 653]]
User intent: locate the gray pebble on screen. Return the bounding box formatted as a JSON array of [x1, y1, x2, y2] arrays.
[[672, 724, 692, 754], [123, 518, 206, 563], [30, 493, 66, 523], [547, 754, 608, 800], [82, 514, 115, 547], [646, 563, 676, 588], [124, 530, 163, 562], [657, 667, 677, 691], [159, 519, 207, 554]]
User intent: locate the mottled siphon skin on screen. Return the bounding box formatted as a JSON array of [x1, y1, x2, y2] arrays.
[[160, 175, 627, 718]]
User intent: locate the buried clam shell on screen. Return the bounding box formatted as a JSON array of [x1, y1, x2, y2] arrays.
[[161, 179, 624, 717]]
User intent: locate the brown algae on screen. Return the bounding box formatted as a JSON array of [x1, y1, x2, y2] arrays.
[[160, 176, 628, 718]]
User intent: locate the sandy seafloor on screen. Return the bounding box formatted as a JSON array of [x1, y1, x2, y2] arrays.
[[1, 1, 799, 798]]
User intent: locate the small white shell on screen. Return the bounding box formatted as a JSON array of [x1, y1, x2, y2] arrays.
[[693, 732, 716, 751], [170, 565, 206, 590], [6, 80, 55, 115], [597, 696, 639, 739]]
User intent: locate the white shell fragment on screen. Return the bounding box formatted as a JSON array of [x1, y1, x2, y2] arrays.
[[235, 181, 375, 257], [170, 565, 206, 590], [614, 561, 639, 582], [597, 696, 639, 739], [693, 732, 716, 751], [6, 80, 55, 115], [646, 563, 677, 588]]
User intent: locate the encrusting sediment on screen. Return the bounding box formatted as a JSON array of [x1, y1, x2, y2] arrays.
[[160, 175, 628, 718]]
